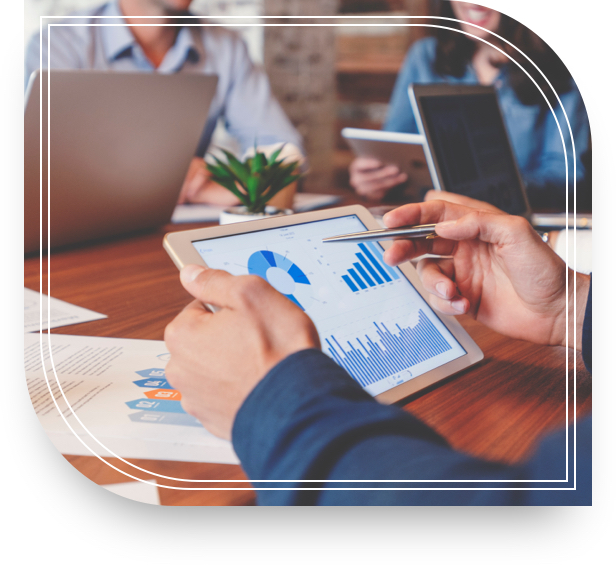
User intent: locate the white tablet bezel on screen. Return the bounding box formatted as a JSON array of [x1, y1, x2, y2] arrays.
[[341, 127, 425, 145], [163, 205, 483, 404]]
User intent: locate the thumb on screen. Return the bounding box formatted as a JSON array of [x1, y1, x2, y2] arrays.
[[435, 211, 535, 247], [179, 265, 236, 309]]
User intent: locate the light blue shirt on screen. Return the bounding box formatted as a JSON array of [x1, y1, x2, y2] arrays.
[[25, 1, 303, 157], [384, 37, 590, 205]]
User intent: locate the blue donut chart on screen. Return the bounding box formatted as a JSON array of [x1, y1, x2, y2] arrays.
[[247, 250, 311, 310]]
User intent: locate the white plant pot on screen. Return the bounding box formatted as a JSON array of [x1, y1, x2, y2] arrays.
[[219, 205, 293, 225]]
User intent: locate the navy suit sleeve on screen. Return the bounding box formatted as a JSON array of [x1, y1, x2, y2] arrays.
[[232, 284, 592, 505]]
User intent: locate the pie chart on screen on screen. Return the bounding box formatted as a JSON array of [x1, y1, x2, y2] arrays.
[[247, 250, 312, 311]]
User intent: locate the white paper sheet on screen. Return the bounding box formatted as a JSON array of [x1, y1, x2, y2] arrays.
[[171, 193, 342, 224], [24, 333, 238, 465], [103, 480, 161, 505], [24, 288, 107, 333]]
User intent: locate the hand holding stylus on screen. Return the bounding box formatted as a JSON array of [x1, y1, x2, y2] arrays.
[[163, 198, 590, 441], [382, 200, 585, 349]]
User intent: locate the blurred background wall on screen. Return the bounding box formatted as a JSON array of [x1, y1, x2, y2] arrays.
[[24, 0, 431, 193]]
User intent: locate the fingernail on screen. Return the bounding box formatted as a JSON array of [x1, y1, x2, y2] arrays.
[[382, 250, 395, 265], [180, 264, 205, 284], [451, 299, 466, 313], [436, 282, 448, 298]]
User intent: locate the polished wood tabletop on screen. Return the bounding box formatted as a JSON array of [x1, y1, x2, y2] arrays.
[[23, 211, 592, 506]]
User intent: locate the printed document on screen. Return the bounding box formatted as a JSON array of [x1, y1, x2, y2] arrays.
[[24, 288, 106, 332], [25, 333, 237, 464]]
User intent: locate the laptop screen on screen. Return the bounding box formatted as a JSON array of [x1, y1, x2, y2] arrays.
[[419, 92, 528, 215]]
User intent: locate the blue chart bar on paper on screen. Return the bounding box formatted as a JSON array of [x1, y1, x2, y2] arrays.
[[325, 309, 452, 387], [341, 241, 400, 292]]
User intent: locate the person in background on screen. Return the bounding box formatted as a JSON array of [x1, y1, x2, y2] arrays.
[[25, 0, 303, 205], [349, 1, 590, 210], [163, 198, 591, 505]]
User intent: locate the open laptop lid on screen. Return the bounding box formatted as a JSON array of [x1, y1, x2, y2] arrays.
[[408, 83, 532, 219], [24, 70, 218, 254]]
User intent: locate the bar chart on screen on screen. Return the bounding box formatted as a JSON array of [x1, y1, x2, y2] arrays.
[[341, 241, 400, 292], [325, 309, 454, 392]]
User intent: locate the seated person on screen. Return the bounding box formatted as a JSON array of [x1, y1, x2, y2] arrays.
[[163, 197, 591, 505], [25, 0, 303, 205], [349, 1, 590, 210]]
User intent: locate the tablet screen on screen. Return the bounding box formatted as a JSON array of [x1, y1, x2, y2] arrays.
[[192, 215, 466, 397]]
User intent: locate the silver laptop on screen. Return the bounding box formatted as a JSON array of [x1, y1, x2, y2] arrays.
[[24, 70, 218, 254]]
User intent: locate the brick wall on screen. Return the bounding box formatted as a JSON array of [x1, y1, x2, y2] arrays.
[[263, 0, 339, 191]]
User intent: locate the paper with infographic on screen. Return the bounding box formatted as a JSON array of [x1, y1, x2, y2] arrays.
[[24, 333, 238, 464]]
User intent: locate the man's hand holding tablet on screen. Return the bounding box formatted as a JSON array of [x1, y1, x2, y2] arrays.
[[164, 267, 320, 440]]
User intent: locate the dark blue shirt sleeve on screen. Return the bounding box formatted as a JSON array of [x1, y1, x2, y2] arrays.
[[233, 282, 592, 505]]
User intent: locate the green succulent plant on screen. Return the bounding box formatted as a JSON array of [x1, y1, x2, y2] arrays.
[[206, 145, 302, 215]]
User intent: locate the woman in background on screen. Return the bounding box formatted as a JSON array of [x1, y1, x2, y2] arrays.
[[350, 1, 590, 210]]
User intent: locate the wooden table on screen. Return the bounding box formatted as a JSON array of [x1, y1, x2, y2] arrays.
[[24, 219, 592, 506]]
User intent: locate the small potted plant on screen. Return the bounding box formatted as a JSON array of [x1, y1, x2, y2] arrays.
[[207, 145, 302, 224]]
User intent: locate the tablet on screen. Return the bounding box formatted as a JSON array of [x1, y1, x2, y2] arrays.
[[163, 205, 483, 404], [342, 128, 433, 201]]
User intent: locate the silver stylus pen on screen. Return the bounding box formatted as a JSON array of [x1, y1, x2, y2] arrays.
[[323, 224, 438, 243]]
